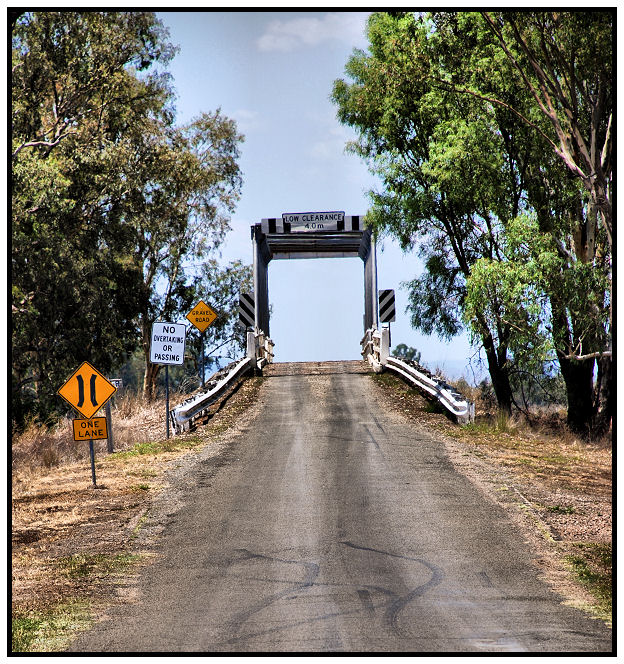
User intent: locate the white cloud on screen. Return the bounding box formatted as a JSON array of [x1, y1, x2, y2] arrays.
[[231, 109, 262, 134], [256, 12, 369, 53], [309, 123, 352, 160]]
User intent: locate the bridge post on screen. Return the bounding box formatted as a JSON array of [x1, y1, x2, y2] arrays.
[[361, 229, 379, 332], [380, 326, 390, 365], [252, 224, 271, 336]]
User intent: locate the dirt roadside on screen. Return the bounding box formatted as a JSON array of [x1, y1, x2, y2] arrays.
[[11, 364, 612, 651]]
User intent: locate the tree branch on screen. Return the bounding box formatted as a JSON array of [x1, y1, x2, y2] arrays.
[[12, 132, 77, 158], [563, 350, 611, 361]]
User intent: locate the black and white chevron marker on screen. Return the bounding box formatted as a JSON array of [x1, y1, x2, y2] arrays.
[[238, 292, 255, 329], [379, 289, 396, 323]]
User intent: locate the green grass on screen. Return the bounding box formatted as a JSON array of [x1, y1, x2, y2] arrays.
[[106, 435, 204, 461], [547, 504, 576, 514], [565, 543, 612, 625], [12, 601, 92, 652], [129, 483, 151, 492], [56, 552, 143, 579], [462, 412, 516, 435]]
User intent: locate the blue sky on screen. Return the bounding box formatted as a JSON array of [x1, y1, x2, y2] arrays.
[[158, 11, 481, 381]]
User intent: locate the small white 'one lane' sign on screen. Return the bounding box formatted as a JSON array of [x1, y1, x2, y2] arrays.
[[150, 322, 186, 365]]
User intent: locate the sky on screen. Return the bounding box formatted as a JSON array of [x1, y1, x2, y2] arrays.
[[157, 10, 482, 381]]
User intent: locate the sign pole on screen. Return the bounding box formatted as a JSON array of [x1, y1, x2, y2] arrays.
[[89, 439, 97, 487], [165, 364, 170, 440], [105, 401, 114, 453], [201, 331, 205, 388]]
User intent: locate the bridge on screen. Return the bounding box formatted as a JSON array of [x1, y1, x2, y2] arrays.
[[170, 214, 474, 433]]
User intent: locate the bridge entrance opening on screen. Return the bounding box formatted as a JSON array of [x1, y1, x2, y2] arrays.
[[250, 213, 379, 345], [268, 257, 364, 361]]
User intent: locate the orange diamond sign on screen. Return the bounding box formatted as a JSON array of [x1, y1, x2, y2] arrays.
[[186, 299, 218, 333], [58, 361, 117, 419]]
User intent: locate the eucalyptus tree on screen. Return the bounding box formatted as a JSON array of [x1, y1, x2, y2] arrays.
[[185, 259, 253, 379], [333, 12, 528, 413], [12, 11, 176, 424], [12, 11, 244, 424], [430, 10, 612, 434], [114, 110, 244, 399], [333, 11, 611, 434]]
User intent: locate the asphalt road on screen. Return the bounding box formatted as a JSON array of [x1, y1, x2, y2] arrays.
[[69, 363, 612, 653]]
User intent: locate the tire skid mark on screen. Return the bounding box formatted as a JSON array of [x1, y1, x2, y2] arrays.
[[340, 541, 444, 635], [228, 549, 319, 629], [220, 547, 403, 647], [219, 585, 397, 648]]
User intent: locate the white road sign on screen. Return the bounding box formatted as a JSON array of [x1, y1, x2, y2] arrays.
[[150, 322, 186, 365], [282, 211, 344, 232]]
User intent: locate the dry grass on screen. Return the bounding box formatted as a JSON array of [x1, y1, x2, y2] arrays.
[[12, 389, 190, 486], [11, 376, 265, 652]]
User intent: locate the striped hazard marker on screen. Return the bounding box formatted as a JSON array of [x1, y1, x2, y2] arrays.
[[238, 293, 255, 329], [379, 289, 396, 323]]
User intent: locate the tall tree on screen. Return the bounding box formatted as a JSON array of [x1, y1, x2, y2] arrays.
[[120, 110, 244, 399], [12, 11, 176, 425], [431, 10, 612, 434], [333, 11, 611, 433], [12, 12, 245, 424], [332, 12, 525, 412]]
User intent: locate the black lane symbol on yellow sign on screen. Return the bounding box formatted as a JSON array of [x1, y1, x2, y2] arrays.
[[75, 373, 98, 409], [58, 361, 117, 419]]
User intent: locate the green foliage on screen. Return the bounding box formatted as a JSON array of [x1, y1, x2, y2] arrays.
[[187, 259, 253, 373], [393, 343, 421, 364], [565, 543, 612, 625], [333, 11, 611, 429], [12, 12, 246, 425], [12, 601, 92, 652]]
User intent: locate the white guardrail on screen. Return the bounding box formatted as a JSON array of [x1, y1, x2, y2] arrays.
[[170, 329, 274, 434], [361, 327, 475, 424]]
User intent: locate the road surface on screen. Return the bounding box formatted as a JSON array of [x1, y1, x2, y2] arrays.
[[68, 362, 612, 653]]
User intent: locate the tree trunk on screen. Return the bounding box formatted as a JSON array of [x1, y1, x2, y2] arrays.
[[482, 332, 513, 415], [141, 314, 160, 401], [143, 360, 160, 401], [592, 354, 612, 437], [557, 352, 595, 436]]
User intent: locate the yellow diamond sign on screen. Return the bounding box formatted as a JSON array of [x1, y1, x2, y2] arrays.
[[186, 299, 218, 333], [58, 361, 117, 419]]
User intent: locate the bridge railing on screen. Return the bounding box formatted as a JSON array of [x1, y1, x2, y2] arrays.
[[361, 328, 475, 424], [249, 329, 274, 369], [360, 327, 389, 373], [170, 329, 273, 434]]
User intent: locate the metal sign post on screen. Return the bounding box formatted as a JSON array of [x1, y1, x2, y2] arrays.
[[201, 332, 206, 388], [150, 321, 187, 439], [166, 365, 170, 439], [106, 378, 122, 453], [89, 439, 97, 487], [105, 402, 114, 453]]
